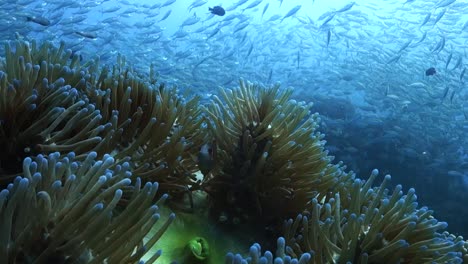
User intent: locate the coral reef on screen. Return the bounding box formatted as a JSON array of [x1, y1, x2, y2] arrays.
[[202, 79, 353, 228]]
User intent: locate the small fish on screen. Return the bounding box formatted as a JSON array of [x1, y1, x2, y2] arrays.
[[462, 20, 468, 31], [159, 10, 172, 22], [432, 36, 445, 53], [161, 0, 176, 8], [207, 27, 221, 39], [246, 43, 254, 58], [239, 32, 248, 45], [445, 51, 452, 70], [26, 16, 50, 26], [75, 31, 97, 39], [172, 29, 189, 39], [320, 13, 336, 28], [281, 5, 301, 22], [189, 0, 208, 12], [436, 0, 456, 8], [209, 6, 225, 16], [433, 9, 446, 26], [425, 67, 437, 76], [233, 22, 249, 33], [437, 36, 446, 54], [233, 0, 249, 8], [296, 51, 300, 68], [397, 39, 412, 53], [449, 90, 456, 103], [460, 67, 466, 82], [408, 82, 427, 88], [386, 54, 401, 64], [197, 140, 217, 176], [414, 31, 427, 45], [441, 85, 450, 100], [420, 13, 431, 28], [267, 14, 281, 22], [102, 6, 120, 13], [327, 29, 331, 47], [450, 56, 462, 71], [336, 2, 355, 13], [243, 0, 263, 12], [262, 3, 269, 18], [267, 69, 273, 84], [181, 14, 200, 27]]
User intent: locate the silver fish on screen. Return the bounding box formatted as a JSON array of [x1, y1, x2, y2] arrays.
[[460, 67, 466, 82], [450, 56, 462, 71], [26, 16, 50, 26], [262, 3, 269, 18], [75, 31, 97, 39], [436, 0, 456, 8], [420, 13, 431, 28], [281, 5, 301, 22], [159, 10, 172, 22], [336, 2, 355, 13]]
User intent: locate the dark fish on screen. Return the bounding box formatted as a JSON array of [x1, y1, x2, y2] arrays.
[[26, 16, 50, 26], [197, 140, 217, 176], [209, 6, 225, 16], [425, 67, 436, 76]]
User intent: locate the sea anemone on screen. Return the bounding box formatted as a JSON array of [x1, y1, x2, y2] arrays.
[[202, 79, 353, 229], [79, 54, 205, 203], [0, 40, 104, 184], [225, 237, 312, 264], [0, 152, 173, 263], [0, 38, 205, 208], [283, 169, 466, 263]]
